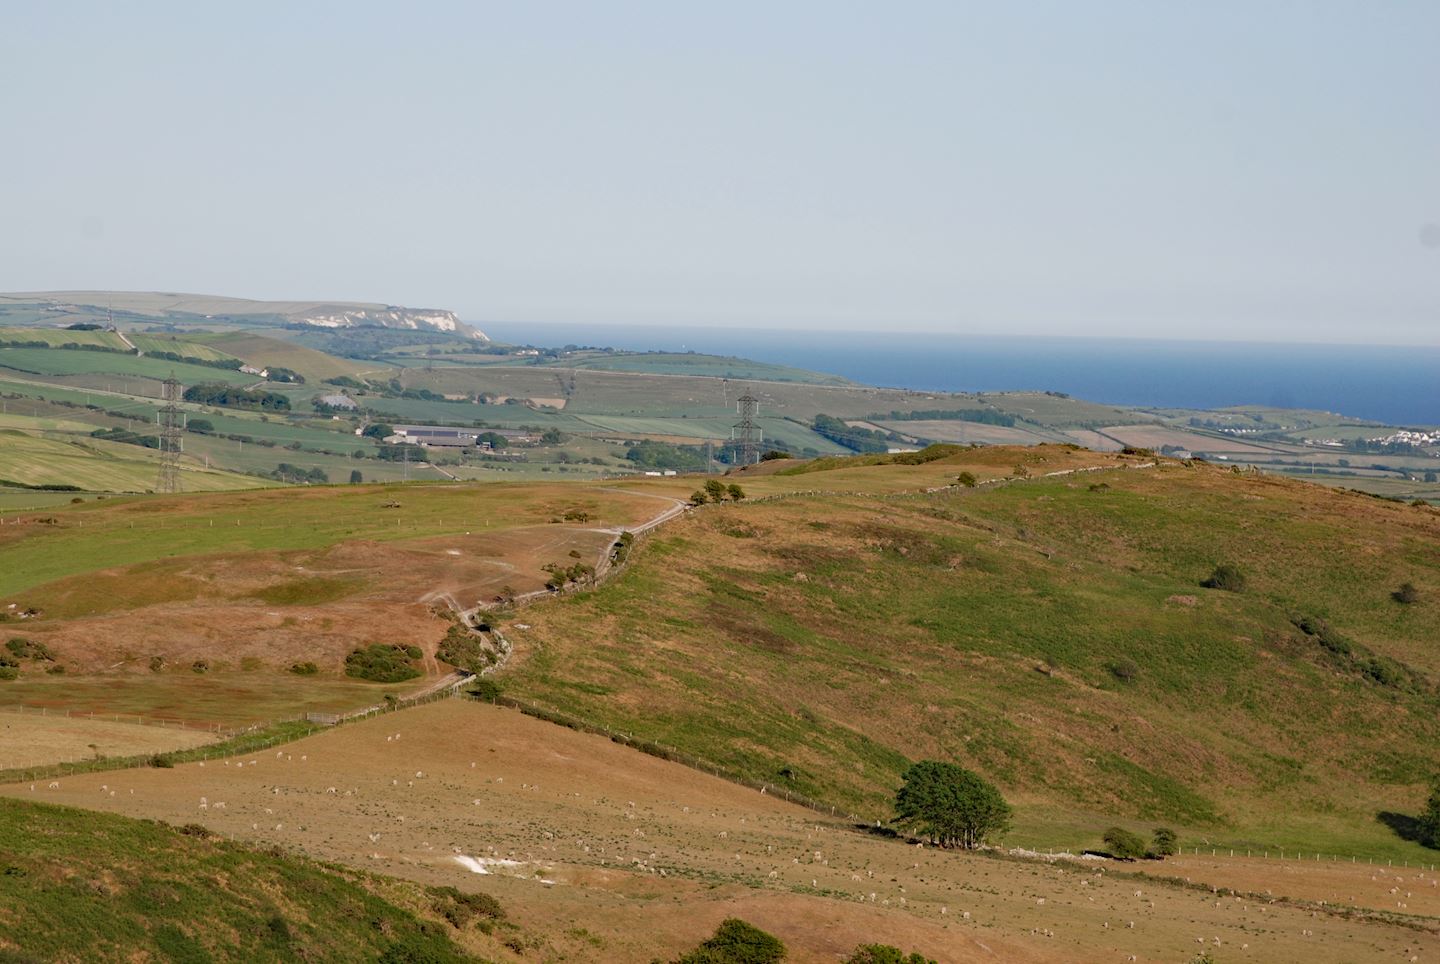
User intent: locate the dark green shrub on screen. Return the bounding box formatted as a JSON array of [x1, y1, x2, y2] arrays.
[[955, 471, 977, 487], [1102, 826, 1148, 859], [845, 945, 937, 964], [1107, 658, 1139, 683], [1152, 827, 1178, 857], [403, 645, 423, 660], [1394, 582, 1421, 604], [465, 679, 503, 703], [289, 661, 319, 676], [190, 659, 209, 674], [1200, 564, 1246, 592], [344, 645, 421, 683], [6, 638, 53, 661], [427, 885, 504, 929], [149, 754, 175, 768], [674, 918, 785, 963]]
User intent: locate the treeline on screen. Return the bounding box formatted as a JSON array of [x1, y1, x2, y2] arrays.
[[870, 408, 1017, 426], [812, 413, 893, 453], [89, 426, 160, 449], [182, 383, 291, 411]]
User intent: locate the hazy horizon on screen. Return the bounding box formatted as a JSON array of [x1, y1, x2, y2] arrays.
[[4, 2, 1437, 344]]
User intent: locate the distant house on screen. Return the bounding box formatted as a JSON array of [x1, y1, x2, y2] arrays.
[[317, 393, 358, 411], [238, 364, 269, 377], [387, 424, 540, 448]]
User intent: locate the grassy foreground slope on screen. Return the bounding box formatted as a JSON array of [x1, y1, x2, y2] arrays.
[[0, 798, 467, 962], [504, 454, 1440, 856]]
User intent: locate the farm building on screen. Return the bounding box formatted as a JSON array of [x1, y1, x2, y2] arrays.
[[388, 425, 539, 448]]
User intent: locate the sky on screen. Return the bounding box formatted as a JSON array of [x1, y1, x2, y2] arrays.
[[2, 1, 1437, 344]]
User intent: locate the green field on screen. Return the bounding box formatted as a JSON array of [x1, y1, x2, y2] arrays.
[[0, 326, 131, 349], [0, 347, 255, 385], [0, 430, 264, 493], [127, 332, 243, 364], [0, 479, 656, 598]]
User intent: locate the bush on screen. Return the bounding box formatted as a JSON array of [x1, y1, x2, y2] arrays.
[[344, 644, 422, 683], [1102, 826, 1148, 859], [403, 645, 423, 661], [1393, 582, 1421, 604], [6, 638, 54, 661], [955, 471, 977, 487], [191, 659, 209, 674], [1107, 658, 1139, 683], [1152, 827, 1178, 857], [846, 945, 937, 964], [690, 490, 708, 506], [465, 679, 503, 703], [760, 450, 791, 461], [149, 754, 175, 768], [1419, 783, 1440, 849], [289, 661, 319, 676], [427, 885, 504, 929], [674, 918, 785, 964], [1200, 564, 1246, 592]]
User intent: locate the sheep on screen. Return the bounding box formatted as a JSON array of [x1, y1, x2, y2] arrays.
[[47, 782, 59, 790]]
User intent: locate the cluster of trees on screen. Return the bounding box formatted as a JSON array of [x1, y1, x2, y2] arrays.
[[542, 561, 595, 591], [1101, 826, 1178, 860], [265, 366, 304, 383], [625, 439, 710, 471], [812, 413, 894, 453], [269, 463, 328, 484], [182, 383, 291, 411], [691, 479, 744, 505], [375, 442, 428, 463]]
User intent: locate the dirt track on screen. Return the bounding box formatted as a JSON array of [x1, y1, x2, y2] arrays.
[[5, 699, 1432, 963]]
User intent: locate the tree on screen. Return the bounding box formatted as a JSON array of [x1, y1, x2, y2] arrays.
[[1201, 564, 1246, 592], [1393, 582, 1421, 604], [1102, 826, 1148, 859], [956, 471, 977, 488], [349, 469, 363, 484], [1151, 827, 1178, 857], [727, 483, 746, 501], [674, 918, 785, 964], [541, 428, 565, 444], [704, 479, 727, 502], [362, 423, 393, 440], [690, 489, 708, 506], [1419, 783, 1440, 849], [894, 760, 1011, 849], [760, 449, 791, 461]]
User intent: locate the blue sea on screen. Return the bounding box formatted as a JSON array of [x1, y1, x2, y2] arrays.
[[477, 323, 1440, 427]]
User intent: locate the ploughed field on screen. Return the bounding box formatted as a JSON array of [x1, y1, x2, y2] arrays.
[[5, 698, 1433, 963]]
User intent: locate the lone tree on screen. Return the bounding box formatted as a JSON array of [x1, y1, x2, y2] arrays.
[[727, 483, 746, 501], [1152, 827, 1179, 857], [704, 478, 727, 502], [894, 761, 1011, 850], [1419, 782, 1440, 849], [674, 918, 785, 964]]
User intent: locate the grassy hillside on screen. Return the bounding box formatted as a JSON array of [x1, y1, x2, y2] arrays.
[[502, 457, 1440, 856], [0, 797, 468, 962]]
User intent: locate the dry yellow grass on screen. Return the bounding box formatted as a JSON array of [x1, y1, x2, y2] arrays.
[[0, 710, 215, 768]]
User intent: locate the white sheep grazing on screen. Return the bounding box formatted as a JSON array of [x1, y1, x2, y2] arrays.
[[368, 833, 381, 843], [48, 782, 59, 790], [414, 771, 424, 779], [325, 787, 338, 795], [213, 802, 225, 810]]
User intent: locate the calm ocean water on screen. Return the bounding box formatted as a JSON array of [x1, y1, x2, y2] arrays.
[[478, 323, 1440, 427]]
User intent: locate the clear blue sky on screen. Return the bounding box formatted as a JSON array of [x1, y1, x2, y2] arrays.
[[3, 1, 1437, 343]]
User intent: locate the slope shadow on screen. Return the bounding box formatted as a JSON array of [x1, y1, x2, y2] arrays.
[[1377, 810, 1425, 843]]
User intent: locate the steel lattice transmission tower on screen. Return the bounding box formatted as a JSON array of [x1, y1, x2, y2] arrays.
[[157, 375, 183, 494], [731, 393, 762, 466]]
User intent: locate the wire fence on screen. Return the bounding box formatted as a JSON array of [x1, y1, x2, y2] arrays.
[[0, 702, 233, 734]]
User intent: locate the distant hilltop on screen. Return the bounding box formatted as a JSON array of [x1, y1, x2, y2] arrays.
[[0, 290, 488, 340]]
